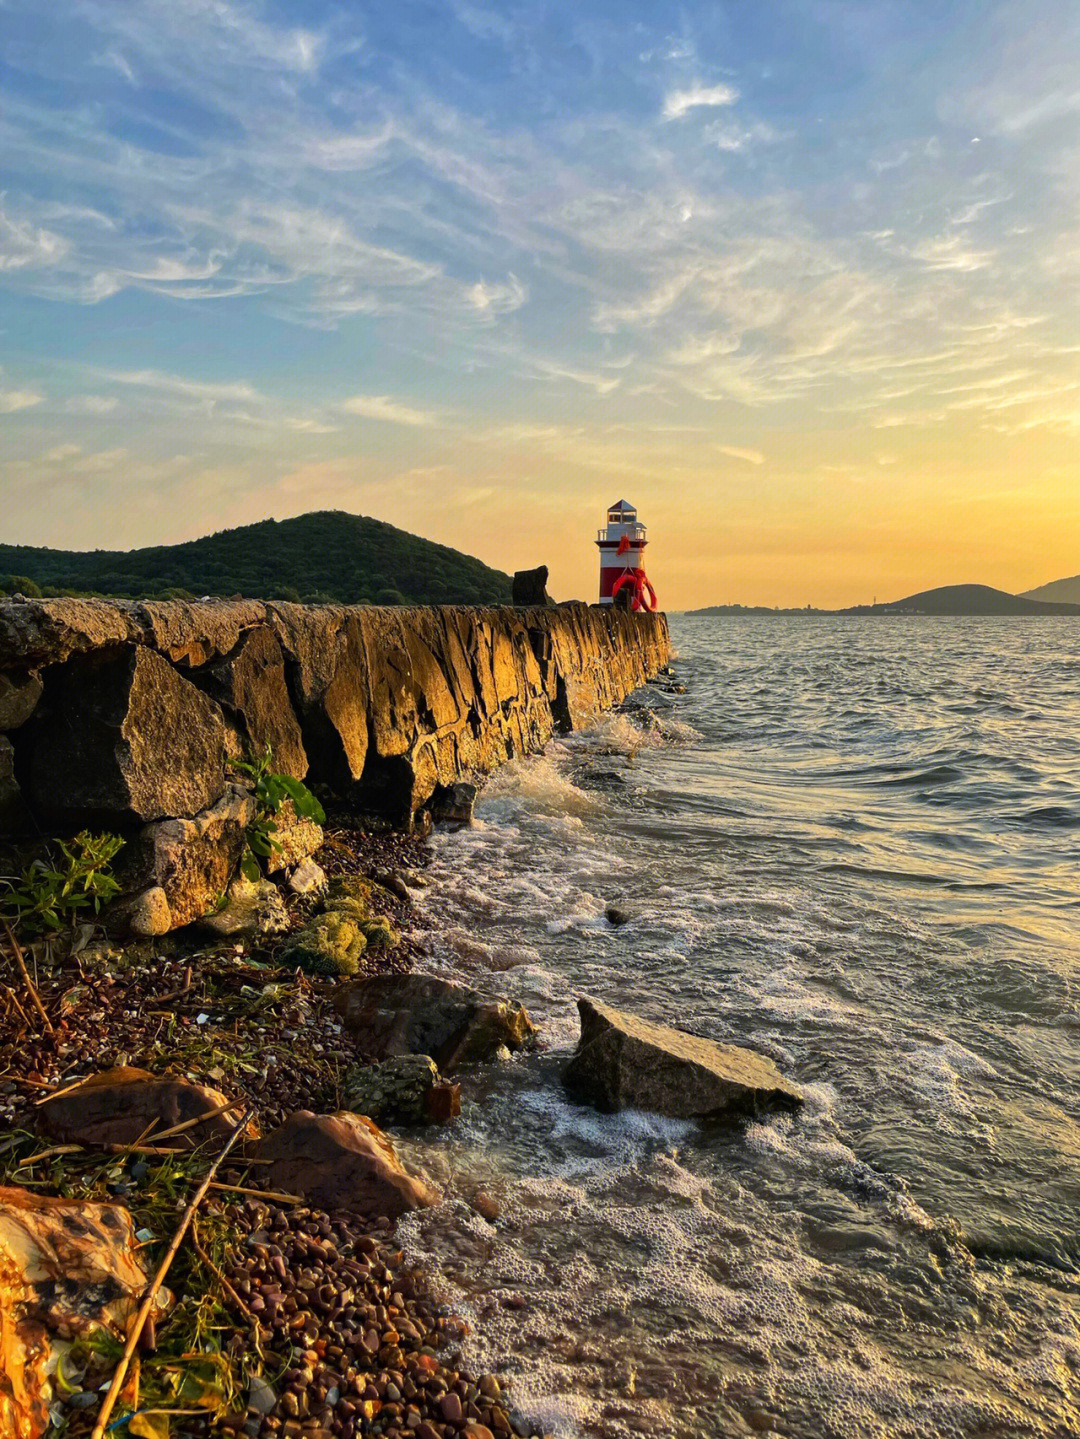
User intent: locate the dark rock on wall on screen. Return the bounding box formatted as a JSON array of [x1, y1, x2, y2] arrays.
[[512, 566, 552, 606], [0, 670, 42, 730]]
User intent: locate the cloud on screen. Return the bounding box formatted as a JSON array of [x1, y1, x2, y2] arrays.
[[0, 388, 45, 413], [663, 83, 739, 120], [64, 394, 120, 415], [72, 447, 128, 474], [284, 416, 339, 434], [44, 444, 82, 462], [104, 369, 263, 405], [530, 359, 620, 394], [339, 395, 436, 426], [705, 119, 783, 152], [718, 445, 765, 466], [467, 274, 528, 317], [908, 235, 994, 272], [0, 204, 68, 271]]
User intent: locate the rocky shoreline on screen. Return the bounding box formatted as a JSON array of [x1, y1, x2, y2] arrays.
[[0, 820, 553, 1439], [1, 666, 806, 1439]]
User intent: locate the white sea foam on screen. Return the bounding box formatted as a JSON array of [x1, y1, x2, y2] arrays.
[[399, 642, 1080, 1437]]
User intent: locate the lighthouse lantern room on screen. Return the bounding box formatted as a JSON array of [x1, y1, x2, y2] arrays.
[[596, 499, 657, 610]]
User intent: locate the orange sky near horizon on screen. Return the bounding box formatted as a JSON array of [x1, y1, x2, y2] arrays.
[[3, 0, 1079, 611]]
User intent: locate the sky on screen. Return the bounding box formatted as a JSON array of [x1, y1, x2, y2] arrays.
[[2, 0, 1079, 609]]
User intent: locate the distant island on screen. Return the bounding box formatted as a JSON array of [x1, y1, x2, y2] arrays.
[[687, 583, 1080, 617], [0, 510, 513, 607], [1021, 574, 1080, 606]]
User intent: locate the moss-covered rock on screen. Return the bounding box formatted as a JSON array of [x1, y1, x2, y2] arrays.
[[359, 916, 401, 949], [326, 876, 373, 907], [283, 911, 368, 976]]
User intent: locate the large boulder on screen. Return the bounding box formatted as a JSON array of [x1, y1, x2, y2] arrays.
[[22, 646, 229, 824], [191, 625, 308, 781], [562, 997, 803, 1120], [334, 973, 535, 1073], [0, 1185, 166, 1439], [116, 784, 256, 931], [251, 1110, 439, 1219], [37, 1067, 254, 1149]]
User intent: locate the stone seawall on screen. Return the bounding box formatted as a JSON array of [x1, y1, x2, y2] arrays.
[[0, 598, 670, 930]]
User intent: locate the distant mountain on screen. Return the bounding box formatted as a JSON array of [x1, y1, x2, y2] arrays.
[[0, 511, 513, 607], [685, 584, 1080, 618], [856, 584, 1080, 616], [1021, 574, 1080, 606]]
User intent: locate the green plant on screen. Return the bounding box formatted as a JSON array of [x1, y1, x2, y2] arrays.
[[0, 830, 125, 935], [233, 749, 325, 882]]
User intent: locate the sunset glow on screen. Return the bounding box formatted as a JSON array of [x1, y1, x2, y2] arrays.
[[3, 1, 1079, 607]]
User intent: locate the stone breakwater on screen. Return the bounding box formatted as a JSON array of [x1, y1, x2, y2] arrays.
[[0, 597, 670, 931]]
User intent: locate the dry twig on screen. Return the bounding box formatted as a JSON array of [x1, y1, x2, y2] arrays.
[[1, 916, 55, 1037], [90, 1107, 254, 1439], [207, 1180, 302, 1203]]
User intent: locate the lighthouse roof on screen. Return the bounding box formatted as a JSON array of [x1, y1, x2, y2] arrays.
[[608, 498, 635, 512]]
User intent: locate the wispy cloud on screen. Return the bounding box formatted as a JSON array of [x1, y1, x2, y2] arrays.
[[339, 395, 437, 427], [64, 395, 120, 415], [663, 83, 739, 120], [718, 445, 765, 466], [0, 387, 44, 413], [104, 370, 263, 405], [467, 274, 528, 317]]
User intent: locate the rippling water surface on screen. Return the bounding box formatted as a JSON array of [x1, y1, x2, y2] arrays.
[[398, 616, 1080, 1438]]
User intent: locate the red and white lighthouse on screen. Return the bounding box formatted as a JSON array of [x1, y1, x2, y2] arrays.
[[596, 498, 657, 610]]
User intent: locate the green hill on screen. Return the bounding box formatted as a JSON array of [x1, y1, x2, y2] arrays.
[[0, 511, 513, 607]]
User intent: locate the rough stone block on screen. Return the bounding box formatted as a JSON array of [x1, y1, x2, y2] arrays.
[[335, 973, 535, 1073], [251, 1110, 439, 1219], [191, 625, 308, 780], [563, 997, 803, 1120], [512, 566, 552, 606], [121, 784, 255, 930], [22, 646, 229, 825]]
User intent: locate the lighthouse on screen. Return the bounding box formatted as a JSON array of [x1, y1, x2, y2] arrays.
[[596, 499, 656, 610]]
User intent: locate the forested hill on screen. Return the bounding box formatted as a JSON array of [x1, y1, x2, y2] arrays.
[[0, 511, 513, 606]]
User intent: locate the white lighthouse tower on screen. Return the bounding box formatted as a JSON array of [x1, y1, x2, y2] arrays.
[[596, 499, 655, 608]]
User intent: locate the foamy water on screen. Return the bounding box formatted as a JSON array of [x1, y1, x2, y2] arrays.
[[398, 616, 1080, 1438]]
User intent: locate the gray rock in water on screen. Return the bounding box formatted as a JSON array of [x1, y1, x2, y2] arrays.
[[562, 997, 802, 1120], [429, 780, 477, 826], [334, 973, 535, 1073], [342, 1054, 455, 1126]]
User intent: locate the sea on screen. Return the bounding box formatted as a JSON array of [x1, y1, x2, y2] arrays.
[[397, 615, 1080, 1439]]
